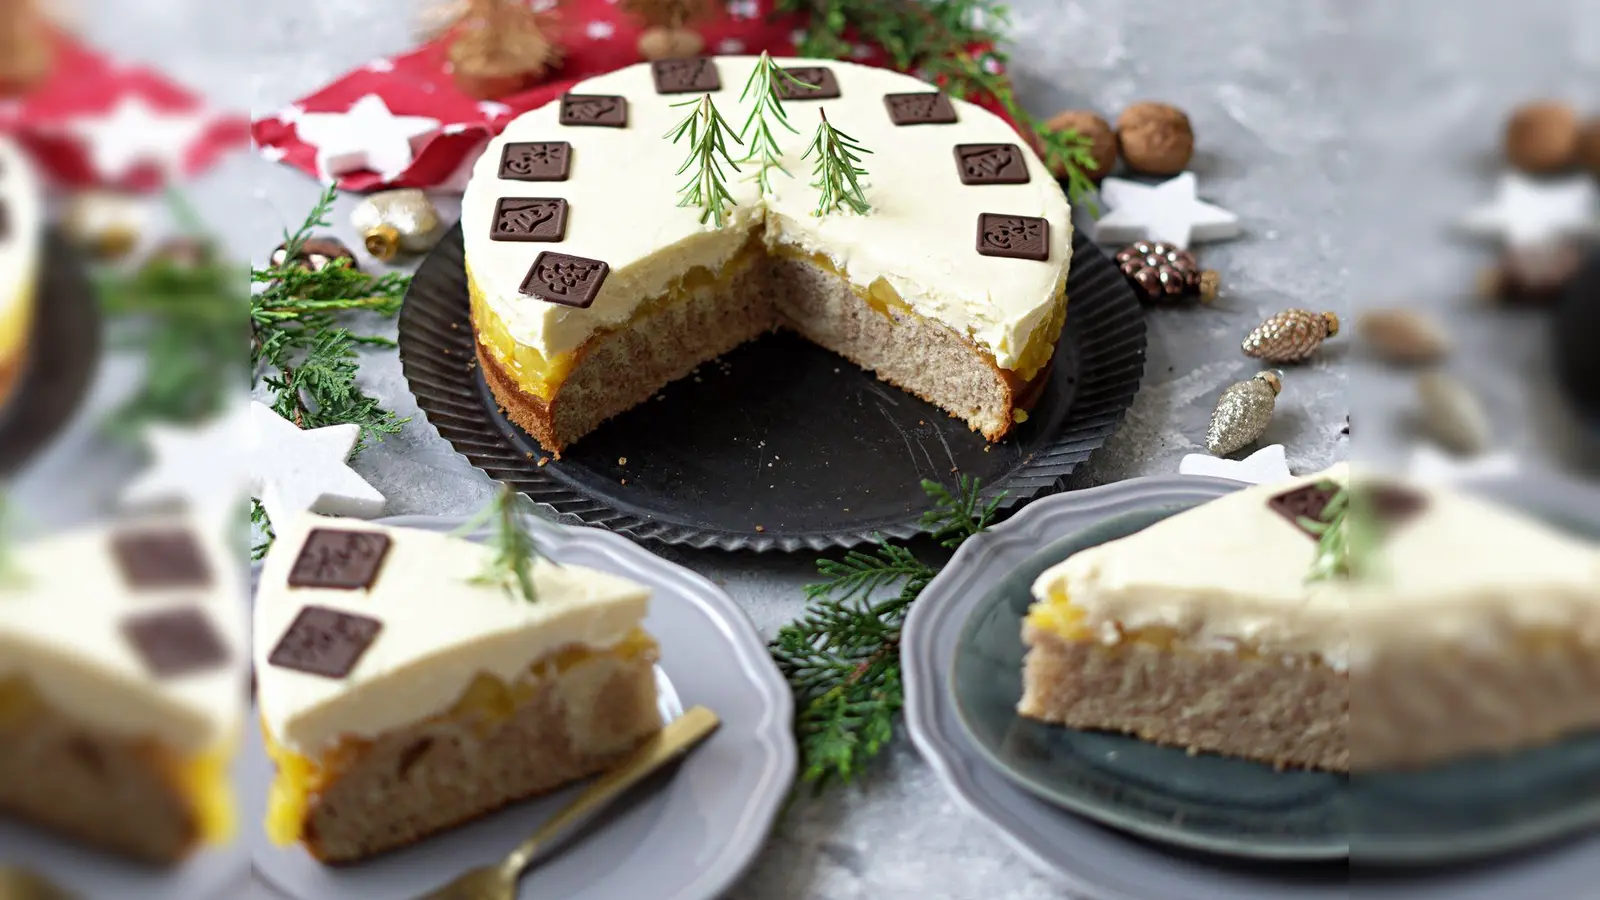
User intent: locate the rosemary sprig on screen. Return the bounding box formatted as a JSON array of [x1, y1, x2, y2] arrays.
[[455, 484, 551, 604], [776, 0, 1102, 209], [802, 109, 872, 217], [736, 52, 810, 195], [771, 476, 1002, 789], [1299, 480, 1349, 583], [666, 93, 744, 228]]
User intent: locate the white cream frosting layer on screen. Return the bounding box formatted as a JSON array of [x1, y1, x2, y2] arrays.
[[0, 516, 246, 754], [1030, 464, 1600, 671], [254, 515, 652, 757], [461, 56, 1073, 369], [0, 136, 41, 360]]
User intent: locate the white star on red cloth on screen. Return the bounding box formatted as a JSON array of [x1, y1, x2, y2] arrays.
[[65, 95, 214, 182], [293, 94, 441, 183]]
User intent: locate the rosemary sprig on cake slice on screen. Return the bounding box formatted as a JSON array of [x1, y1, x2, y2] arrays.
[[771, 476, 1002, 788], [457, 483, 553, 604], [1297, 479, 1349, 583], [803, 109, 872, 217], [736, 52, 812, 194], [666, 93, 744, 228]]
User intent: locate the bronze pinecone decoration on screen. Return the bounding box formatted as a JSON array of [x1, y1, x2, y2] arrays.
[[1242, 309, 1341, 364], [1114, 241, 1220, 303]]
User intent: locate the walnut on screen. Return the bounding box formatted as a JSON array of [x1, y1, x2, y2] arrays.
[[637, 27, 704, 61], [1042, 109, 1117, 182], [1116, 102, 1194, 176], [1578, 116, 1600, 178], [1504, 100, 1578, 174]]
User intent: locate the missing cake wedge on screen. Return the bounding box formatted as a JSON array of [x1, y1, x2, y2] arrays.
[[254, 515, 663, 864], [1019, 465, 1600, 772]]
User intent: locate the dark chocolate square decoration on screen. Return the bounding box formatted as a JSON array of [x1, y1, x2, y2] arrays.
[[1368, 483, 1426, 525], [953, 143, 1031, 185], [520, 251, 610, 309], [559, 94, 628, 128], [490, 197, 569, 243], [777, 67, 840, 101], [499, 141, 571, 182], [1269, 482, 1339, 538], [975, 214, 1050, 262], [121, 607, 229, 679], [884, 92, 957, 126], [288, 529, 393, 591], [651, 58, 721, 94], [111, 529, 212, 590], [267, 605, 383, 680]]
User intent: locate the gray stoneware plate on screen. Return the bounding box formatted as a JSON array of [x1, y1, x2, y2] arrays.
[[248, 514, 796, 900], [902, 473, 1600, 900]]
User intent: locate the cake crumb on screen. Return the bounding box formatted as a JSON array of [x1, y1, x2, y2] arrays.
[[525, 452, 533, 459], [1012, 409, 1029, 424], [620, 478, 627, 485], [755, 524, 766, 533], [694, 376, 702, 383], [618, 457, 628, 466], [537, 456, 550, 467]]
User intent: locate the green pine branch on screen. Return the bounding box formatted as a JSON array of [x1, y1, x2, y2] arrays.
[[456, 484, 552, 604], [736, 52, 811, 195], [803, 109, 872, 217], [772, 475, 1002, 790], [775, 0, 1102, 210], [666, 93, 744, 227]]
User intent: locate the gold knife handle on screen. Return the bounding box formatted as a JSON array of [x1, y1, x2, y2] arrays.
[[501, 706, 721, 875]]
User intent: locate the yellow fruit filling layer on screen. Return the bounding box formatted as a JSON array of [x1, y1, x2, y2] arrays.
[[0, 676, 236, 844], [0, 278, 36, 366], [263, 630, 659, 846]]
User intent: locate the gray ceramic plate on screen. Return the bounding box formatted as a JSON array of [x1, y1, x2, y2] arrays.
[[249, 515, 796, 900], [902, 474, 1600, 900]]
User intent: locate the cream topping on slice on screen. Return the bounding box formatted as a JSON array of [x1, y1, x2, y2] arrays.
[[253, 515, 651, 757], [462, 56, 1072, 370], [0, 515, 246, 754], [1030, 464, 1600, 670]]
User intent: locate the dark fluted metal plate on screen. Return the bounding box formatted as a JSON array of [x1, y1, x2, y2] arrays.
[[0, 232, 101, 476], [1553, 250, 1599, 434], [399, 223, 1145, 552]]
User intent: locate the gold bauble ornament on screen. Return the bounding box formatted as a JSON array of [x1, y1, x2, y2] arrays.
[[1242, 309, 1340, 364], [1206, 370, 1282, 457], [350, 189, 443, 262]]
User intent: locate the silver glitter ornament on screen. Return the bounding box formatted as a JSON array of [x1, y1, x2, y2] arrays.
[[1416, 371, 1490, 455], [1206, 370, 1282, 456], [349, 189, 443, 262]]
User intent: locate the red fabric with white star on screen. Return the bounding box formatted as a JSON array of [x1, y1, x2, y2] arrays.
[[252, 0, 1021, 192], [0, 28, 250, 192]]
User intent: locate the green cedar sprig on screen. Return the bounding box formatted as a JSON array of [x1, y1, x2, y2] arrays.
[[456, 483, 552, 604], [802, 109, 872, 217], [771, 476, 1002, 789], [667, 93, 744, 228], [736, 52, 811, 195], [776, 0, 1102, 209]]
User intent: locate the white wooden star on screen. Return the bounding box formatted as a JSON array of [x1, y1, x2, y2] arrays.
[[1459, 173, 1600, 248], [1407, 445, 1518, 485], [1179, 444, 1293, 485], [249, 402, 386, 528], [1093, 173, 1241, 250], [122, 402, 251, 520], [293, 94, 440, 183], [65, 95, 212, 181]]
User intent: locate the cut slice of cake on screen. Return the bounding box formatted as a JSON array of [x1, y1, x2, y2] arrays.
[[254, 515, 663, 864], [462, 57, 1073, 452], [1020, 464, 1600, 772], [0, 136, 41, 410], [0, 515, 245, 863]]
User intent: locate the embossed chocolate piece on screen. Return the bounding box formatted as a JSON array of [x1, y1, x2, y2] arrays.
[[499, 141, 572, 182], [267, 605, 383, 680], [520, 251, 611, 308], [975, 214, 1050, 262], [111, 529, 212, 590], [121, 607, 229, 678], [490, 198, 569, 243], [1269, 481, 1339, 538], [954, 143, 1030, 185], [884, 92, 956, 126], [288, 529, 393, 591], [1367, 483, 1427, 525], [651, 58, 721, 94], [777, 67, 840, 101], [559, 94, 628, 128]]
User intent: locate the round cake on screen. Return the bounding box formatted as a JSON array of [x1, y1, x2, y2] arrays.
[[461, 56, 1074, 453], [0, 136, 40, 410]]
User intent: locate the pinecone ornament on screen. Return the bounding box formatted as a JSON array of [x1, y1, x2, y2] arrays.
[[1114, 241, 1219, 303], [1242, 309, 1341, 364], [1206, 370, 1282, 456]]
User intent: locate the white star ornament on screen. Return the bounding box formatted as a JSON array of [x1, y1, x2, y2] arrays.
[[248, 402, 386, 528], [1093, 172, 1240, 250], [293, 94, 441, 183]]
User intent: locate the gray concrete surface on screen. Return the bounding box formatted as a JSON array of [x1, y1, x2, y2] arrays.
[[25, 0, 1598, 897]]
